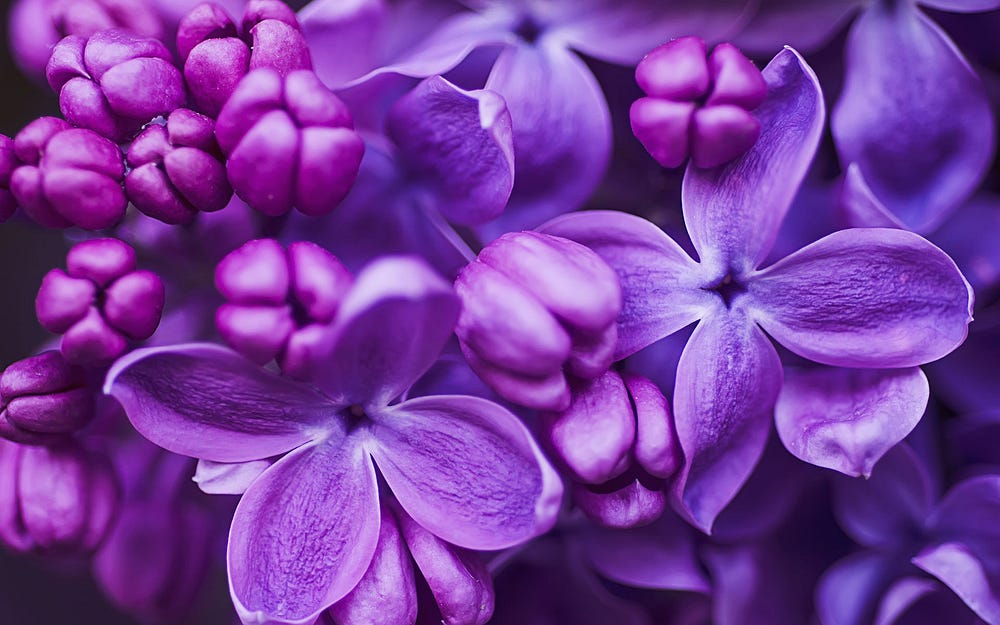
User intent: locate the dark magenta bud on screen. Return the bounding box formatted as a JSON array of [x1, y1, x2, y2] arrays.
[[125, 108, 232, 224], [0, 134, 18, 222], [631, 37, 766, 169], [46, 29, 186, 142], [455, 232, 622, 411], [572, 468, 667, 529], [0, 351, 95, 444], [0, 438, 119, 554], [215, 239, 353, 376], [179, 0, 312, 117], [36, 238, 165, 366], [10, 117, 127, 229], [215, 69, 364, 216]]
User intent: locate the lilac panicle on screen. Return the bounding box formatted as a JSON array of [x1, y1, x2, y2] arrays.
[[8, 0, 164, 79], [541, 47, 974, 532], [631, 36, 767, 169], [10, 116, 127, 229], [37, 238, 165, 366], [46, 29, 186, 142], [178, 0, 312, 118], [105, 256, 562, 625], [455, 231, 622, 412], [125, 108, 233, 225], [0, 438, 119, 555], [0, 351, 95, 445], [215, 68, 365, 217], [214, 238, 353, 377]]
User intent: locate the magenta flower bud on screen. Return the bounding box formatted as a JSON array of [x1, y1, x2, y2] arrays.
[[631, 37, 766, 169], [46, 29, 185, 142], [456, 232, 622, 411], [0, 439, 119, 554], [215, 239, 353, 375], [215, 69, 364, 216], [8, 0, 163, 79], [0, 351, 95, 444], [0, 134, 18, 222], [623, 372, 680, 479], [10, 119, 126, 229], [37, 238, 165, 366], [126, 108, 232, 224], [572, 469, 667, 529], [179, 0, 312, 117]]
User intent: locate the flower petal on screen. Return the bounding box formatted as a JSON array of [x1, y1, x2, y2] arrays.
[[387, 76, 514, 226], [775, 366, 928, 477], [104, 344, 336, 463], [874, 578, 974, 625], [912, 542, 1000, 625], [748, 228, 974, 368], [193, 459, 274, 495], [672, 308, 783, 533], [229, 438, 380, 625], [309, 256, 460, 407], [735, 0, 865, 54], [479, 40, 611, 235], [816, 551, 902, 625], [538, 210, 715, 360], [831, 1, 995, 232], [370, 394, 562, 550], [681, 47, 825, 274]]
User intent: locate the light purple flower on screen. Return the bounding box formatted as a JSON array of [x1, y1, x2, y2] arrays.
[[105, 256, 562, 625], [540, 48, 974, 532]]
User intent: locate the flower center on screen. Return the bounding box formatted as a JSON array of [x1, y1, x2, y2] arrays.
[[514, 16, 544, 43], [705, 273, 747, 308], [346, 404, 368, 431]]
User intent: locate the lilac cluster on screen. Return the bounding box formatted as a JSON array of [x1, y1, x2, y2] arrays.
[[1, 1, 999, 624]]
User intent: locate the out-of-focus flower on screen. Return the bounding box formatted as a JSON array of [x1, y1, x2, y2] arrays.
[[0, 351, 95, 445], [0, 135, 19, 223]]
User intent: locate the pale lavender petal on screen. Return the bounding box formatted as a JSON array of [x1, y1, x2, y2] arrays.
[[386, 76, 514, 226], [839, 162, 907, 229], [193, 458, 274, 495], [749, 228, 974, 368], [816, 552, 901, 625], [310, 256, 459, 407], [833, 443, 934, 549], [297, 0, 387, 87], [831, 1, 995, 232], [735, 0, 865, 54], [912, 543, 1000, 625], [775, 366, 929, 477], [480, 40, 610, 234], [229, 438, 380, 625], [104, 344, 335, 463], [682, 47, 824, 274], [538, 210, 716, 360], [672, 308, 783, 533], [873, 578, 975, 625], [371, 395, 562, 550], [549, 0, 748, 65]]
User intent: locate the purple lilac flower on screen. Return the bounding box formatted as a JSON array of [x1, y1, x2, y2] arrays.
[[125, 107, 233, 225], [540, 47, 974, 532], [36, 238, 165, 366], [9, 116, 127, 229], [0, 350, 95, 445], [631, 36, 766, 169], [105, 256, 562, 625]]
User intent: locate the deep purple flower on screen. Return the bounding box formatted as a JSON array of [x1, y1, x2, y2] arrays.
[[215, 68, 365, 217], [455, 231, 622, 411], [0, 438, 118, 554], [106, 256, 562, 625], [9, 116, 127, 229], [0, 351, 95, 445], [540, 48, 973, 532], [0, 134, 19, 223], [125, 108, 233, 225], [178, 0, 313, 118], [214, 238, 353, 376], [36, 238, 165, 366], [46, 29, 186, 142], [631, 36, 766, 169]]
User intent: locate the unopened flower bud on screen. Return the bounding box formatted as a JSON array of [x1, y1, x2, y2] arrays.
[[631, 37, 766, 169], [46, 29, 185, 142], [36, 238, 165, 366], [572, 468, 667, 529], [126, 108, 232, 224], [456, 231, 622, 411], [215, 239, 353, 375], [0, 134, 18, 222], [10, 117, 126, 229], [0, 351, 95, 444]]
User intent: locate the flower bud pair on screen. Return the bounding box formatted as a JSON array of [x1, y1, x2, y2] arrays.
[[0, 351, 95, 445], [36, 238, 165, 366], [456, 232, 622, 411], [631, 37, 766, 169]]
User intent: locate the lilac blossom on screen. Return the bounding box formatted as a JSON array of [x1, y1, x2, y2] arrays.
[[0, 350, 95, 445], [105, 256, 562, 625], [540, 47, 974, 532]]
